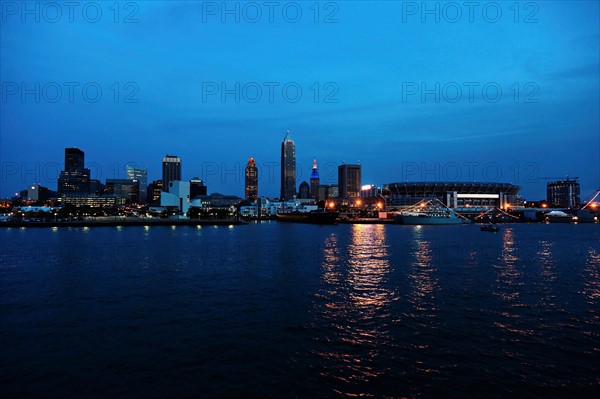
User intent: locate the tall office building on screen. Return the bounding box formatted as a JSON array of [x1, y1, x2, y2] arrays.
[[310, 158, 320, 199], [57, 147, 91, 193], [547, 178, 580, 208], [280, 131, 296, 200], [65, 147, 84, 172], [125, 164, 148, 203], [245, 158, 258, 201], [338, 163, 362, 199], [162, 155, 181, 191]]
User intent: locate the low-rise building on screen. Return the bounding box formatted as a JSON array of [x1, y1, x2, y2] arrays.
[[57, 194, 124, 207]]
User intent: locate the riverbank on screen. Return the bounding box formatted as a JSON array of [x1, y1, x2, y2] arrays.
[[0, 219, 246, 228]]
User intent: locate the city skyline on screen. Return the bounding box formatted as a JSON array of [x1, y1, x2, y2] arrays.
[[10, 141, 591, 207], [1, 128, 597, 201], [2, 3, 599, 396], [6, 138, 599, 204], [1, 2, 598, 200]]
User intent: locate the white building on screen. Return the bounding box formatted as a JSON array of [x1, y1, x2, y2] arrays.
[[160, 181, 191, 214], [240, 205, 258, 217], [239, 198, 319, 217]]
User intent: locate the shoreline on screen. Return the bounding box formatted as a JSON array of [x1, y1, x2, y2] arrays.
[[1, 218, 595, 228], [0, 219, 246, 228]]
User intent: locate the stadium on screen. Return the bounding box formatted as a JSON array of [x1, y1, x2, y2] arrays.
[[382, 182, 521, 209]]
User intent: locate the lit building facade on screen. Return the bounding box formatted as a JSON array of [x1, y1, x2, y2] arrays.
[[547, 179, 580, 208], [245, 158, 258, 201], [126, 164, 148, 203], [104, 179, 140, 204], [338, 163, 361, 199], [190, 193, 241, 208], [57, 194, 124, 207], [360, 184, 382, 198], [280, 131, 296, 200], [162, 155, 181, 191], [147, 180, 163, 203]]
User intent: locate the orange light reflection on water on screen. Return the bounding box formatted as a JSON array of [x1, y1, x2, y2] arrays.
[[315, 224, 393, 391]]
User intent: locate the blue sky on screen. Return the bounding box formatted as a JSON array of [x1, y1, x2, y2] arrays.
[[1, 1, 598, 199]]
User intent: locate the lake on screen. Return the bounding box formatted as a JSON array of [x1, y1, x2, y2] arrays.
[[1, 223, 599, 397]]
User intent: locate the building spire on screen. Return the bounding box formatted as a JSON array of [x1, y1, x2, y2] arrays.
[[283, 130, 293, 142], [310, 157, 320, 180]]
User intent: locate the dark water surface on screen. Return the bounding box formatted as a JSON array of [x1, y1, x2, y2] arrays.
[[1, 223, 599, 397]]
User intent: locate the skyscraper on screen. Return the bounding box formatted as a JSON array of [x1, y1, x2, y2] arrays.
[[245, 158, 258, 201], [64, 147, 84, 173], [57, 147, 91, 193], [338, 163, 361, 199], [126, 164, 148, 203], [547, 178, 580, 208], [162, 155, 181, 191], [310, 158, 320, 199], [280, 131, 296, 200]]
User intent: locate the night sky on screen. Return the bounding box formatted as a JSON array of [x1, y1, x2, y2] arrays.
[[1, 1, 599, 200]]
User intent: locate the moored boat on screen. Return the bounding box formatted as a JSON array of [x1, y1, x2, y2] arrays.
[[394, 200, 470, 225], [545, 211, 574, 223]]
